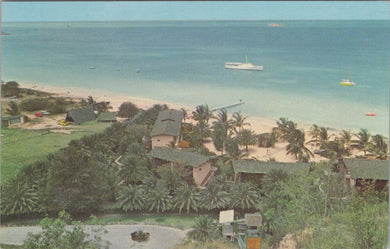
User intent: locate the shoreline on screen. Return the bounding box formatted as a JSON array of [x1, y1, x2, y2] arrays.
[[13, 81, 364, 163], [17, 81, 364, 135]]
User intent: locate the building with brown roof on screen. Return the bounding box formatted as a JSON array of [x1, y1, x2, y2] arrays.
[[150, 109, 184, 148]]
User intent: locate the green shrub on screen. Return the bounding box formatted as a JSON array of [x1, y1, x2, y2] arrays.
[[19, 98, 48, 111]]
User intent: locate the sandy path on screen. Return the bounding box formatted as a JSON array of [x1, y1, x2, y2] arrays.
[[0, 224, 188, 249]]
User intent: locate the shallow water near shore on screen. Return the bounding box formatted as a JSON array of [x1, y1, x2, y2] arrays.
[[2, 20, 389, 135]]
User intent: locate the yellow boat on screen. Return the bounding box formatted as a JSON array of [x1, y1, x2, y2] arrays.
[[339, 79, 356, 86], [339, 65, 356, 86]]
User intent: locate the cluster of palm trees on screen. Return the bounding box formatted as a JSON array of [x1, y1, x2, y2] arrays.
[[307, 125, 388, 161], [116, 174, 261, 214], [271, 118, 388, 162], [183, 104, 257, 158]]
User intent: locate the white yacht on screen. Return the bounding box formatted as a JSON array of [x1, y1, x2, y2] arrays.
[[225, 56, 263, 71]]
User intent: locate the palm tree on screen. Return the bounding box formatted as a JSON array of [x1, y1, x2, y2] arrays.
[[224, 137, 248, 166], [212, 109, 234, 153], [187, 215, 220, 242], [118, 154, 149, 185], [195, 119, 212, 142], [192, 104, 213, 124], [6, 101, 20, 116], [173, 185, 201, 214], [232, 111, 250, 133], [276, 117, 297, 142], [181, 108, 188, 121], [87, 96, 96, 106], [211, 122, 227, 154], [369, 134, 388, 160], [231, 182, 260, 210], [340, 130, 353, 147], [286, 129, 314, 162], [1, 175, 37, 216], [116, 185, 146, 212], [157, 164, 187, 193], [95, 101, 112, 114], [235, 128, 258, 151], [146, 181, 173, 213], [200, 181, 230, 210], [260, 169, 290, 193], [140, 175, 158, 195], [320, 139, 351, 161], [354, 129, 371, 156]]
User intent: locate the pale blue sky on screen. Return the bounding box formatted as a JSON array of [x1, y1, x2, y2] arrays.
[[2, 1, 389, 22]]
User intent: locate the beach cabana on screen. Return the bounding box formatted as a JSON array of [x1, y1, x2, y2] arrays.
[[342, 158, 389, 191], [149, 147, 216, 187], [150, 109, 184, 148], [1, 115, 28, 127], [233, 160, 311, 183], [97, 112, 117, 122], [65, 106, 96, 124]]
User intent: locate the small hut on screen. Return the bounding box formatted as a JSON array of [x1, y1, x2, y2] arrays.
[[233, 160, 311, 183], [97, 112, 117, 122], [149, 147, 216, 187], [65, 106, 96, 124], [1, 115, 28, 127], [342, 158, 389, 192]]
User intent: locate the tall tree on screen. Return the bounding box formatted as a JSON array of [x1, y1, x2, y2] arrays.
[[286, 129, 314, 162], [235, 128, 257, 151], [369, 134, 388, 160], [2, 81, 20, 97], [6, 101, 20, 116], [192, 104, 213, 124], [118, 101, 139, 118], [354, 129, 371, 156], [320, 139, 351, 161], [232, 111, 250, 133], [212, 109, 234, 154], [276, 117, 297, 142]]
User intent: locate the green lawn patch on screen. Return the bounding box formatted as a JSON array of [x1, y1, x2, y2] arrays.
[[1, 121, 111, 183], [97, 214, 197, 230]]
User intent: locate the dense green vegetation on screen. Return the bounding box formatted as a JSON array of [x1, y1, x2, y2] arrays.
[[1, 99, 388, 248]]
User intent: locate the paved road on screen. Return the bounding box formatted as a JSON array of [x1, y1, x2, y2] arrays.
[[0, 224, 189, 249]]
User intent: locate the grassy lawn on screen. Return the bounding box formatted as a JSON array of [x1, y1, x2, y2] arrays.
[[1, 121, 112, 183], [96, 214, 197, 230]]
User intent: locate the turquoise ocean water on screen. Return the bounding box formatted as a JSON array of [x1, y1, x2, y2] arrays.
[[1, 21, 389, 135]]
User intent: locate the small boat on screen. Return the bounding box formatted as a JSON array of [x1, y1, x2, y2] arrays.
[[365, 111, 376, 117], [89, 66, 96, 70], [225, 56, 263, 71], [339, 65, 356, 86]]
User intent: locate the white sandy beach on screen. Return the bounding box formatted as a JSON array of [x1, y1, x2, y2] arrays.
[[15, 81, 354, 163]]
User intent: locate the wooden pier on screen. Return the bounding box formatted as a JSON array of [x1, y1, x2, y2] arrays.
[[211, 100, 244, 112]]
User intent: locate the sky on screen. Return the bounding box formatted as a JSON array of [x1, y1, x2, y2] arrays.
[[1, 1, 389, 22]]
